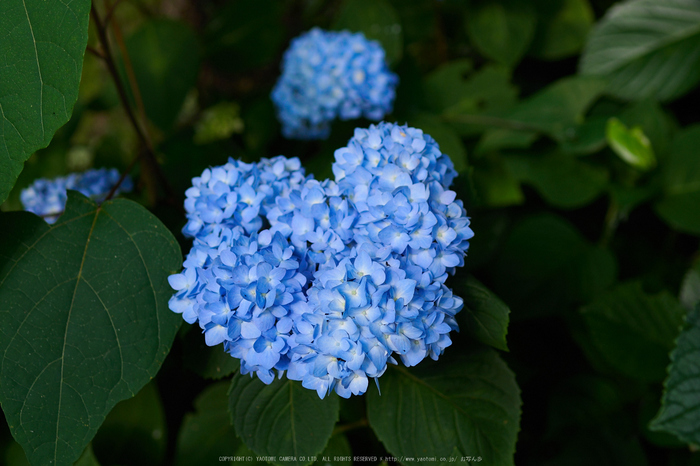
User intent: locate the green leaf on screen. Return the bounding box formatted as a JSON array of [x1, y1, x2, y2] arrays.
[[92, 382, 166, 466], [618, 99, 676, 158], [229, 375, 340, 466], [654, 125, 700, 235], [471, 155, 524, 208], [506, 76, 606, 142], [73, 445, 100, 466], [476, 129, 538, 155], [367, 350, 521, 466], [409, 114, 468, 173], [504, 150, 609, 208], [491, 213, 616, 318], [529, 0, 594, 60], [650, 305, 700, 445], [466, 1, 536, 67], [458, 276, 510, 351], [175, 382, 241, 466], [0, 0, 91, 204], [426, 61, 518, 126], [194, 102, 244, 145], [579, 0, 700, 101], [580, 282, 686, 382], [605, 118, 656, 171], [124, 19, 200, 130], [0, 192, 182, 466], [559, 116, 608, 155], [313, 435, 351, 466], [333, 0, 403, 66]]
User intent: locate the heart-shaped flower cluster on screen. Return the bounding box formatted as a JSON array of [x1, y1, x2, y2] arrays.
[[169, 122, 473, 398]]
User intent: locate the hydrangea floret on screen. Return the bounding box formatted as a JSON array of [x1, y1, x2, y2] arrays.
[[271, 28, 398, 140], [20, 167, 133, 223], [169, 123, 473, 398]]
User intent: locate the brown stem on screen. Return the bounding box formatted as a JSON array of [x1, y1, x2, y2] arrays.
[[103, 151, 140, 202], [103, 0, 125, 26], [90, 2, 180, 208], [86, 45, 106, 60]]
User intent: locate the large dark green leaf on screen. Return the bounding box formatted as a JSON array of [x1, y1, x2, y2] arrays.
[[0, 0, 90, 204], [491, 214, 616, 318], [458, 276, 510, 352], [580, 282, 686, 382], [579, 0, 700, 101], [229, 375, 339, 466], [0, 192, 182, 466], [367, 350, 521, 466], [333, 0, 403, 65], [124, 19, 200, 130], [650, 305, 700, 445], [466, 1, 536, 67], [654, 125, 700, 235], [175, 382, 241, 466], [504, 150, 609, 208]]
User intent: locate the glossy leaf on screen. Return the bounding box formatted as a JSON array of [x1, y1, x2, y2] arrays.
[[466, 1, 536, 67], [229, 375, 339, 466], [333, 0, 403, 65], [606, 118, 656, 171], [458, 276, 510, 352], [579, 0, 700, 101], [0, 0, 91, 204], [0, 192, 182, 466], [367, 350, 521, 466], [655, 125, 700, 235], [581, 282, 686, 382], [124, 19, 200, 130], [175, 382, 241, 466], [650, 305, 700, 445]]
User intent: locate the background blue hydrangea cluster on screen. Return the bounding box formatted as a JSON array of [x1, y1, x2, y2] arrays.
[[169, 122, 473, 398], [271, 28, 398, 140], [20, 168, 133, 223]]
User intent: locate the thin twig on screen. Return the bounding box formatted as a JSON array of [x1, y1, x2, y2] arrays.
[[103, 151, 140, 202], [90, 2, 180, 208], [599, 197, 620, 248], [86, 45, 106, 59], [103, 0, 125, 27]]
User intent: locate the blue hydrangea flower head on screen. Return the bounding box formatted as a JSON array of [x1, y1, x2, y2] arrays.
[[183, 156, 307, 238], [271, 28, 398, 140], [170, 127, 473, 399], [20, 168, 133, 223]]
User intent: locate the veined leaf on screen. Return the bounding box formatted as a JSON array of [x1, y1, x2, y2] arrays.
[[458, 276, 510, 352], [580, 0, 700, 101], [0, 0, 91, 204], [650, 305, 700, 445], [367, 350, 521, 466], [0, 192, 182, 466], [229, 375, 339, 466]]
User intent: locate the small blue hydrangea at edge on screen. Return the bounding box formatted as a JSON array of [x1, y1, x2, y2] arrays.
[[271, 28, 398, 140], [20, 168, 133, 224], [168, 122, 474, 398]]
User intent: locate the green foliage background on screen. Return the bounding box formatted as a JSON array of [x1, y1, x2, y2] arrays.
[[1, 0, 699, 465]]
